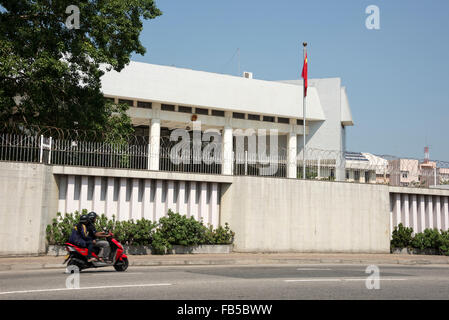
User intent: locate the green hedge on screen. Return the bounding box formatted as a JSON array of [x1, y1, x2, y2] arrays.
[[46, 209, 235, 254], [391, 223, 449, 255]]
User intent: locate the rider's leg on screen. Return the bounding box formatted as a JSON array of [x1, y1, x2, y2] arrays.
[[95, 240, 109, 261], [86, 241, 96, 262]]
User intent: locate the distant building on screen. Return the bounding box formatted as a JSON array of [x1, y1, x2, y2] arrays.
[[388, 158, 420, 187], [387, 157, 448, 188], [344, 152, 388, 184]]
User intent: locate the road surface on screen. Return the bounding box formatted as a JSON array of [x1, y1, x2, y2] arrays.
[[1, 263, 449, 300]]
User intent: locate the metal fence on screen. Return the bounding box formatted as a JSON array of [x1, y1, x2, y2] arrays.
[[1, 132, 449, 188], [233, 151, 287, 178]]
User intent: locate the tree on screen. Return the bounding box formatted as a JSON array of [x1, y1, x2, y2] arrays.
[[0, 0, 162, 140]]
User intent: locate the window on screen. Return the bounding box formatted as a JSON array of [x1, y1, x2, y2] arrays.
[[195, 108, 208, 115], [262, 116, 275, 122], [233, 112, 245, 119], [161, 104, 175, 111], [104, 97, 115, 103], [277, 117, 289, 124], [297, 119, 304, 125], [401, 171, 409, 179], [178, 106, 192, 113], [247, 114, 260, 121], [134, 125, 149, 137], [118, 99, 133, 107], [137, 101, 152, 109], [211, 110, 225, 117], [354, 170, 360, 182], [346, 170, 350, 180]]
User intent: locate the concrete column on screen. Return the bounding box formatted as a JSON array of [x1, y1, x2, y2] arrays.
[[200, 182, 208, 224], [189, 181, 198, 220], [80, 176, 89, 212], [93, 176, 103, 214], [118, 178, 128, 221], [287, 119, 297, 179], [210, 183, 219, 228], [419, 195, 426, 231], [335, 150, 346, 182], [177, 181, 187, 215], [443, 197, 449, 231], [143, 179, 153, 221], [149, 103, 161, 171], [222, 112, 233, 175], [411, 194, 418, 233], [131, 178, 140, 221], [402, 194, 409, 228], [154, 179, 164, 221], [166, 180, 176, 213], [435, 196, 441, 231], [58, 175, 68, 214], [427, 196, 434, 229], [389, 195, 394, 237], [106, 177, 115, 219], [394, 193, 401, 226]]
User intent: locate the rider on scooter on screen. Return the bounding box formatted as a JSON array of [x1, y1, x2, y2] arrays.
[[68, 214, 97, 263], [86, 212, 111, 262]]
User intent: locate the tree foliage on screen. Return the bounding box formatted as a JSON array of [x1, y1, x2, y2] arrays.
[[0, 0, 162, 139]]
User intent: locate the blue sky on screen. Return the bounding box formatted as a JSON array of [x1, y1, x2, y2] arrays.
[[134, 1, 449, 160]]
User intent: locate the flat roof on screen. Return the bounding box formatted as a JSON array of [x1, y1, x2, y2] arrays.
[[100, 61, 327, 120]]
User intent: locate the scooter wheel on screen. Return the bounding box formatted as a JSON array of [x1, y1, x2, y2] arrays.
[[66, 259, 84, 273], [114, 257, 128, 272]]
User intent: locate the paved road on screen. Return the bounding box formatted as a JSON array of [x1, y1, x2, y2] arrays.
[[1, 264, 449, 300]]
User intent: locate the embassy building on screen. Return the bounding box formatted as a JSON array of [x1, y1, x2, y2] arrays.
[[100, 61, 354, 181]]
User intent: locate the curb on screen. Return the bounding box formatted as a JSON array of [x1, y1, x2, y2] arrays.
[[1, 257, 449, 271]]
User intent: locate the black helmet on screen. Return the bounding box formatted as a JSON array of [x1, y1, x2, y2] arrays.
[[87, 211, 97, 223], [79, 214, 89, 224]]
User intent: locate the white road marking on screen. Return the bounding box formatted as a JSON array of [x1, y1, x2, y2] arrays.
[[296, 268, 332, 271], [79, 272, 144, 276], [284, 278, 407, 283], [285, 279, 341, 282], [0, 283, 172, 296]]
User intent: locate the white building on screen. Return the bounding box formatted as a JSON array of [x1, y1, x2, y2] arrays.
[[100, 62, 354, 180]]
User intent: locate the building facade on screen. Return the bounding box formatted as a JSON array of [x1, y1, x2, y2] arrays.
[[100, 61, 354, 180]]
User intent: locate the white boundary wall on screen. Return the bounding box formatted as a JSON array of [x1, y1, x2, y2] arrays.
[[3, 162, 449, 256], [220, 176, 391, 253], [0, 162, 58, 255], [57, 175, 220, 226], [389, 187, 449, 234]]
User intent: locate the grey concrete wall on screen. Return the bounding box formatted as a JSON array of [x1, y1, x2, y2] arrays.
[[0, 162, 58, 256], [220, 177, 391, 253]]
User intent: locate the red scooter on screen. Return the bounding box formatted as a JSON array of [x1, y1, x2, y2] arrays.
[[63, 233, 129, 272]]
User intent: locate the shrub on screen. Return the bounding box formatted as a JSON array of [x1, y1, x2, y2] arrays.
[[151, 210, 235, 254], [439, 230, 449, 256], [391, 223, 413, 248], [391, 226, 449, 256], [410, 229, 441, 250], [46, 211, 157, 246], [46, 209, 235, 254], [204, 223, 235, 245]]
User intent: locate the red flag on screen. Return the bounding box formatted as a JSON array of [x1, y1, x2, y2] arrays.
[[302, 53, 308, 96]]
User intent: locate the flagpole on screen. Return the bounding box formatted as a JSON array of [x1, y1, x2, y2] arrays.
[[302, 42, 307, 180]]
